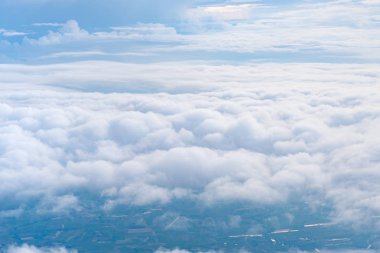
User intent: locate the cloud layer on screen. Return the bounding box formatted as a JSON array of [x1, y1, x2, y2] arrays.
[[1, 0, 380, 62], [1, 1, 379, 252], [1, 70, 380, 229], [0, 61, 379, 92]]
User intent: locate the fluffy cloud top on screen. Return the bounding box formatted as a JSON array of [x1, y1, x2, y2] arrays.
[[1, 1, 379, 252], [0, 66, 380, 228]]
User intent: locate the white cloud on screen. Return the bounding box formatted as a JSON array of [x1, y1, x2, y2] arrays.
[[37, 194, 81, 214], [27, 20, 90, 45], [32, 23, 65, 27], [0, 61, 379, 92], [0, 61, 380, 229], [179, 0, 380, 57], [155, 249, 192, 253], [155, 249, 223, 253], [6, 244, 76, 253], [186, 3, 259, 21], [25, 20, 179, 46], [104, 23, 179, 41], [1, 1, 378, 61], [360, 0, 380, 5], [41, 51, 152, 59], [0, 29, 27, 37]]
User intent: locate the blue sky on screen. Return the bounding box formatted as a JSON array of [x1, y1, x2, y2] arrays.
[[1, 0, 379, 64], [0, 0, 192, 29]]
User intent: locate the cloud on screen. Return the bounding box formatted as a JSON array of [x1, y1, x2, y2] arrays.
[[0, 29, 27, 37], [360, 0, 380, 5], [32, 23, 65, 27], [0, 60, 380, 230], [155, 249, 223, 253], [155, 249, 192, 253], [2, 1, 380, 62], [5, 244, 76, 253], [186, 3, 259, 21], [37, 194, 81, 214], [1, 1, 379, 252], [179, 0, 380, 58], [106, 23, 179, 41], [24, 20, 179, 49], [26, 20, 90, 46], [0, 61, 379, 92]]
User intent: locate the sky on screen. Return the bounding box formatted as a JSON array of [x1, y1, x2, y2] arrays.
[[1, 1, 380, 253], [0, 0, 380, 64]]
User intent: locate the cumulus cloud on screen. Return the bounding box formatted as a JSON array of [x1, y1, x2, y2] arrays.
[[26, 20, 90, 45], [1, 1, 379, 252], [5, 244, 76, 253], [0, 65, 380, 229]]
